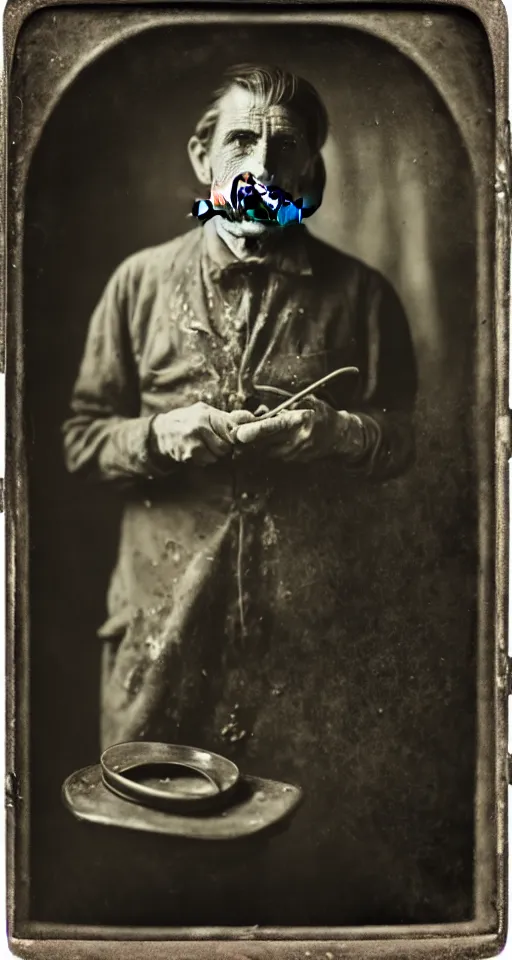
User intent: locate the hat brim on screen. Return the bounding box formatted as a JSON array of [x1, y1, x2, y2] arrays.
[[62, 764, 302, 840]]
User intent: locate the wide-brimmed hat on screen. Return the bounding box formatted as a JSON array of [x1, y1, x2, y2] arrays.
[[62, 741, 302, 840]]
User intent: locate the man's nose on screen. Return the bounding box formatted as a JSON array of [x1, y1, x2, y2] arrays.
[[248, 138, 272, 182]]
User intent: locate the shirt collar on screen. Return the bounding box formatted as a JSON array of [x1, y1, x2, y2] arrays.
[[201, 218, 313, 282]]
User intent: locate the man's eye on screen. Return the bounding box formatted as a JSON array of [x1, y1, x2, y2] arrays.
[[231, 132, 256, 147]]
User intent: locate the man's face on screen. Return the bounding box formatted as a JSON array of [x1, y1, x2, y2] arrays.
[[207, 85, 312, 237]]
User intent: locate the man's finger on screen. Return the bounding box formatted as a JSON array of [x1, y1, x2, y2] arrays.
[[229, 410, 256, 426], [290, 395, 323, 412], [235, 411, 309, 445], [199, 426, 232, 458], [208, 410, 243, 445]]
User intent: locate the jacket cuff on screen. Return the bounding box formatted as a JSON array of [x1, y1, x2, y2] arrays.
[[341, 412, 383, 472], [98, 416, 176, 479]]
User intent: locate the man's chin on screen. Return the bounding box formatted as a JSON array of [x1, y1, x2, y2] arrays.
[[219, 218, 277, 238]]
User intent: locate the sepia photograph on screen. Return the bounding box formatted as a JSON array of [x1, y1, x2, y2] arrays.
[[5, 0, 509, 956]]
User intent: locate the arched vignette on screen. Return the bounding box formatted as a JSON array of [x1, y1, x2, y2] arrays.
[[16, 9, 490, 430], [14, 10, 487, 179]]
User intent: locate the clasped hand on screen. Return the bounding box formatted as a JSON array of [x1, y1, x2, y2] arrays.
[[151, 398, 358, 466]]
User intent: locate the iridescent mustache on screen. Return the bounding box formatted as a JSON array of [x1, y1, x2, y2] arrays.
[[191, 172, 319, 227]]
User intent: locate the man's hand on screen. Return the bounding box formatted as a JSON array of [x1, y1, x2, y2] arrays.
[[233, 396, 366, 463], [151, 402, 254, 466]]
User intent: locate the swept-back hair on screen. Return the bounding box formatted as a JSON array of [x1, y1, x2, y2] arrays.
[[194, 64, 329, 206]]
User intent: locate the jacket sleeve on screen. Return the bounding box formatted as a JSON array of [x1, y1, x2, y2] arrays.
[[348, 270, 418, 481], [62, 258, 172, 483]]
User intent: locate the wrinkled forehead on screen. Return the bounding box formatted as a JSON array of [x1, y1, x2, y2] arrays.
[[213, 85, 308, 141]]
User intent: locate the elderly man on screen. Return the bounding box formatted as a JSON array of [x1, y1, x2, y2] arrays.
[[63, 63, 416, 784]]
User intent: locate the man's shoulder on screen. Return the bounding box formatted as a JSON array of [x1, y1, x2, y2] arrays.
[[113, 228, 202, 287]]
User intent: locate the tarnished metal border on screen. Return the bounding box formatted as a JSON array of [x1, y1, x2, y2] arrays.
[[3, 1, 510, 957]]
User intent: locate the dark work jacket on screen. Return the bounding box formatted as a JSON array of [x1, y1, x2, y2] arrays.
[[63, 221, 417, 776]]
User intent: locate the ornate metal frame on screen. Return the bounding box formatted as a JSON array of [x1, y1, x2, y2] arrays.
[[3, 1, 510, 956]]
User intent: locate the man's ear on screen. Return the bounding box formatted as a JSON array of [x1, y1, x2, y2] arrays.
[[188, 136, 212, 187]]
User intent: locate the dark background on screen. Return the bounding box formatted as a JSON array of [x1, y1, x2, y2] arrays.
[[22, 19, 483, 927]]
